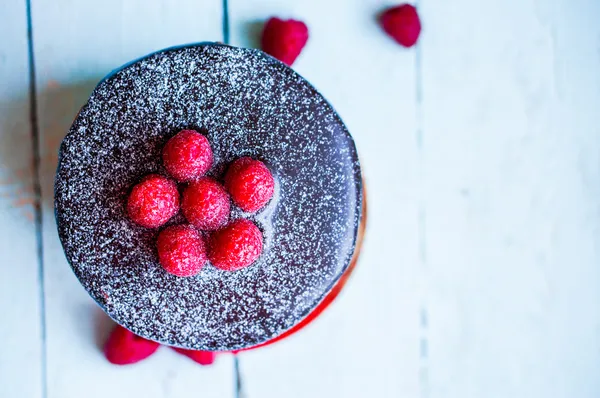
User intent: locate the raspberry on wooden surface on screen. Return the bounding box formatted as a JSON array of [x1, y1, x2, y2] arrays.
[[162, 129, 213, 182], [172, 347, 216, 365], [181, 177, 231, 231], [104, 325, 160, 365], [225, 157, 274, 213], [127, 174, 179, 228], [380, 4, 422, 48], [261, 17, 309, 66], [157, 224, 208, 277], [208, 219, 263, 272]]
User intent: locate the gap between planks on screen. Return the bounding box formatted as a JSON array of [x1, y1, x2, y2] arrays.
[[25, 0, 47, 397]]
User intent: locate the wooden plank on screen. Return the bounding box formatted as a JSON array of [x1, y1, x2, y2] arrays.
[[30, 1, 235, 397], [229, 2, 421, 397], [420, 0, 600, 397], [0, 1, 43, 397]]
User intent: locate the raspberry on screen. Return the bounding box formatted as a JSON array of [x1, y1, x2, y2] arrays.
[[380, 4, 422, 48], [208, 219, 263, 271], [172, 347, 216, 365], [104, 325, 160, 365], [181, 177, 230, 231], [127, 174, 179, 228], [261, 17, 309, 66], [157, 224, 208, 277], [225, 157, 274, 213], [163, 130, 213, 182]]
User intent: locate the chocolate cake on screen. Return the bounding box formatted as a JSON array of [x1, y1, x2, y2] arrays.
[[55, 43, 363, 351]]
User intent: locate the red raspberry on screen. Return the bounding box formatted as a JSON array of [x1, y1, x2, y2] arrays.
[[157, 224, 208, 277], [172, 347, 216, 365], [261, 17, 309, 66], [163, 130, 213, 182], [104, 325, 160, 365], [127, 174, 179, 228], [208, 219, 263, 272], [181, 177, 230, 231], [225, 157, 275, 213], [380, 4, 422, 48]]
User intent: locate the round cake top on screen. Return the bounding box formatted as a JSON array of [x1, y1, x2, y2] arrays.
[[55, 43, 362, 351]]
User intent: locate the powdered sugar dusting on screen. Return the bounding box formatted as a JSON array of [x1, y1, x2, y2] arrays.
[[55, 43, 362, 351]]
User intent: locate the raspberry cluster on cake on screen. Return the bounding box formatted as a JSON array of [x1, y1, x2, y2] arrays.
[[55, 43, 363, 351], [127, 129, 274, 277]]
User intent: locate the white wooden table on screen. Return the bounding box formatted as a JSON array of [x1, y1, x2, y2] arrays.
[[1, 0, 600, 397]]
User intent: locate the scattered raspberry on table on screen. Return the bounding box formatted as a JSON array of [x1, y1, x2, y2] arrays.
[[104, 324, 220, 366], [172, 347, 217, 365], [261, 17, 309, 66], [104, 325, 160, 365], [380, 4, 422, 48]]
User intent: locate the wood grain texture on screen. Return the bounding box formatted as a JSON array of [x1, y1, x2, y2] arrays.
[[0, 1, 43, 398], [228, 1, 421, 397], [420, 0, 600, 397], [29, 1, 234, 397]]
